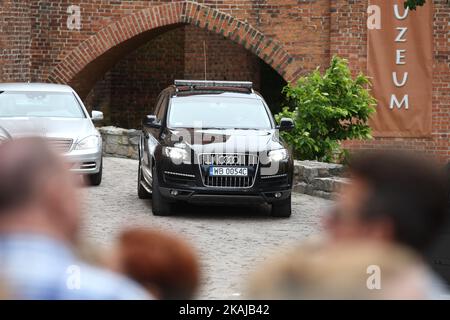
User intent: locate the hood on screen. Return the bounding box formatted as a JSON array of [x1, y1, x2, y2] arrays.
[[165, 128, 285, 154], [0, 117, 96, 141]]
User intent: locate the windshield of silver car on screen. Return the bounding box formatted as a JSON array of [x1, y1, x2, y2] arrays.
[[168, 96, 272, 129], [0, 91, 85, 118]]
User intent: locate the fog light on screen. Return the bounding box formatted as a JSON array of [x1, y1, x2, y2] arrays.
[[170, 190, 179, 196], [274, 192, 282, 198]]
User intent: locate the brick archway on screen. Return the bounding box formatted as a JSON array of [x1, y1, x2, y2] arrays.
[[48, 1, 299, 98]]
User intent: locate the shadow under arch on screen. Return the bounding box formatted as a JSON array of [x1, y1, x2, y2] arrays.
[[48, 1, 300, 99]]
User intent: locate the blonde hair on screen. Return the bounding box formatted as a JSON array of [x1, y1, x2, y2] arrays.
[[247, 240, 427, 300]]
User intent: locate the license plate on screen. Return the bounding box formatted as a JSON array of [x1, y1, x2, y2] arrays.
[[209, 166, 248, 177]]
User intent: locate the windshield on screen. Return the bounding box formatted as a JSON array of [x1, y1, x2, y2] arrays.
[[0, 91, 85, 118], [168, 96, 273, 129]]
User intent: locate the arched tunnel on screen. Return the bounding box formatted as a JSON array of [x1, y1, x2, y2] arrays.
[[71, 23, 287, 129]]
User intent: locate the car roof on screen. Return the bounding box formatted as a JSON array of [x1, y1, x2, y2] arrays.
[[0, 82, 74, 93]]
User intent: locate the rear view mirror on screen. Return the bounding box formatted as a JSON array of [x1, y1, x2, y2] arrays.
[[142, 115, 161, 129], [91, 110, 104, 121], [277, 118, 295, 132]]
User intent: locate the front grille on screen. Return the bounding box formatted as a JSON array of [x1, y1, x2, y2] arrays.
[[198, 153, 259, 188], [47, 138, 73, 154]]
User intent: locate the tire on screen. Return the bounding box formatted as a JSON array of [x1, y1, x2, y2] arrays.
[[271, 195, 292, 218], [85, 160, 102, 186], [151, 165, 173, 216], [137, 159, 151, 199]]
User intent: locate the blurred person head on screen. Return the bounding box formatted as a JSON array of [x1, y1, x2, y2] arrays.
[[0, 282, 10, 299], [0, 138, 81, 243], [247, 241, 431, 300], [0, 138, 151, 300], [117, 228, 200, 300], [325, 150, 449, 254]]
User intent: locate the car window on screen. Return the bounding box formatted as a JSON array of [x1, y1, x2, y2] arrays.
[[168, 96, 272, 129], [0, 91, 85, 118]]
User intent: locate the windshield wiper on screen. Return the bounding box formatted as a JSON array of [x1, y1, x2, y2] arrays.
[[201, 127, 229, 130], [189, 127, 267, 130]]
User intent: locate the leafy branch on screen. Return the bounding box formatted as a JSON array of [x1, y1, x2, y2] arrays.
[[404, 0, 426, 10]]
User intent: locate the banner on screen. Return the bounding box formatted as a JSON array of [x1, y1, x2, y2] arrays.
[[367, 0, 433, 137]]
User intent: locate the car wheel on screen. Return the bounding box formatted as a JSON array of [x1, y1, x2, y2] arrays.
[[151, 165, 173, 216], [85, 160, 102, 186], [271, 195, 292, 218], [137, 159, 151, 199]]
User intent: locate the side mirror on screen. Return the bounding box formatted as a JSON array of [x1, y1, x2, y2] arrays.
[[91, 110, 104, 121], [277, 118, 295, 132], [142, 115, 161, 129]]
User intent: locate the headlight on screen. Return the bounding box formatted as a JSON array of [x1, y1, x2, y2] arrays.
[[268, 149, 288, 162], [163, 146, 189, 164], [75, 135, 100, 150]]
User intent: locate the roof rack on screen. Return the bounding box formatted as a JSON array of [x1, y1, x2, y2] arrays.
[[175, 80, 253, 95], [175, 80, 252, 89]]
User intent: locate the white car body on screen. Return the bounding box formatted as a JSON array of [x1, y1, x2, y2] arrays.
[[0, 83, 103, 183]]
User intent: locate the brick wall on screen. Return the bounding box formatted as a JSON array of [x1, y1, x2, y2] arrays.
[[89, 26, 185, 129], [0, 0, 31, 81], [84, 25, 280, 128], [22, 0, 324, 87], [184, 25, 261, 82], [0, 0, 448, 161]]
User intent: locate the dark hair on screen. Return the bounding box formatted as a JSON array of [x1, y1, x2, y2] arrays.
[[348, 151, 449, 252], [0, 138, 63, 213], [119, 228, 199, 300]]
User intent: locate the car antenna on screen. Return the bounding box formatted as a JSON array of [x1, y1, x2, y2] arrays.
[[203, 40, 207, 80]]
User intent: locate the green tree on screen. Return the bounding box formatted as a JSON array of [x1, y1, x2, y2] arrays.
[[404, 0, 426, 10], [275, 56, 376, 162]]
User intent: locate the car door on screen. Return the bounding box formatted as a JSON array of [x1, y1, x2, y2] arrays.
[[141, 91, 168, 183]]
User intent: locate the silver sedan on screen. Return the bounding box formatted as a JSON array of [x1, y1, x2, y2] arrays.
[[0, 83, 103, 186]]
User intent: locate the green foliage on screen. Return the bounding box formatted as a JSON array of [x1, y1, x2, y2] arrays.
[[404, 0, 426, 10], [275, 56, 376, 162]]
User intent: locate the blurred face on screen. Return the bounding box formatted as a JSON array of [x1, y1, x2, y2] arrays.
[[324, 176, 394, 243], [0, 139, 82, 244], [39, 165, 82, 243]]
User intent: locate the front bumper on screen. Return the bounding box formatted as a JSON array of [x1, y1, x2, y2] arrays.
[[159, 186, 292, 205], [63, 147, 102, 174], [156, 152, 294, 205]]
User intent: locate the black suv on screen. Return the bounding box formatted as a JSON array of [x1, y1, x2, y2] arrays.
[[138, 80, 295, 217]]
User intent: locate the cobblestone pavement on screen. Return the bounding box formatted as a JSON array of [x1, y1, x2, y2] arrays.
[[80, 157, 333, 299]]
